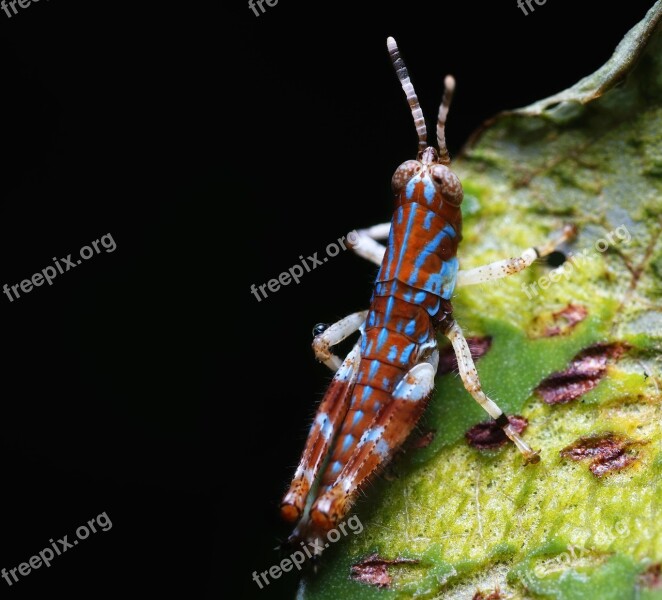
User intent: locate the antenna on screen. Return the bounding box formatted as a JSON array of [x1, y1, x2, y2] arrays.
[[436, 75, 455, 165], [387, 37, 427, 155]]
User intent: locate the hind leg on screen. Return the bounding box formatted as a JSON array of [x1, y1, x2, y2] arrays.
[[281, 339, 362, 524], [311, 353, 438, 529], [282, 312, 368, 532]]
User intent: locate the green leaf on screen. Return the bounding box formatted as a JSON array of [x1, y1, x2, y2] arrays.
[[299, 4, 662, 598]]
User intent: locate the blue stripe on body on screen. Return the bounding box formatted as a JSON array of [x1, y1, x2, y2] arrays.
[[369, 360, 380, 379], [404, 319, 416, 336], [376, 329, 389, 351], [423, 177, 435, 203], [392, 205, 418, 283], [406, 227, 451, 288], [405, 174, 435, 204], [439, 256, 459, 300], [405, 177, 417, 200], [341, 435, 354, 452], [399, 343, 416, 364], [376, 209, 401, 283], [423, 210, 435, 231], [385, 296, 395, 321]]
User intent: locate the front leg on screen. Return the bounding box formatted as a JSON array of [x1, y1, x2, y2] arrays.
[[349, 222, 390, 267], [457, 225, 575, 286]]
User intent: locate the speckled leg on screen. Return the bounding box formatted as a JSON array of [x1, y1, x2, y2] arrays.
[[457, 225, 574, 286], [310, 352, 438, 530], [313, 310, 368, 371], [444, 318, 540, 464], [281, 312, 368, 528], [349, 223, 390, 267], [281, 339, 362, 524]]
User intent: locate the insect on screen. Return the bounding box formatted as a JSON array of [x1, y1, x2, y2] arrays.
[[281, 37, 573, 550]]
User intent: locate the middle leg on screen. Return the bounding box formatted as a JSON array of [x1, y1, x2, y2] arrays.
[[456, 225, 575, 287], [313, 310, 368, 370]]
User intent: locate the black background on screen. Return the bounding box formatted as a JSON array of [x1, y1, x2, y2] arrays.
[[0, 1, 656, 598]]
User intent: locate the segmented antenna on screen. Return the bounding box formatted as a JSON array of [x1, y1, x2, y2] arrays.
[[436, 75, 455, 165], [387, 36, 427, 155]]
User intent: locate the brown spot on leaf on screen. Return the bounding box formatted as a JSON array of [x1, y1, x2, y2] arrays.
[[560, 432, 642, 477], [534, 303, 588, 337], [535, 342, 628, 404], [466, 416, 528, 450], [350, 553, 419, 588], [410, 429, 436, 449], [438, 336, 492, 377], [639, 563, 662, 589], [590, 451, 638, 476]]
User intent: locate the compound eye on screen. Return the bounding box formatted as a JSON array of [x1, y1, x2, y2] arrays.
[[430, 164, 463, 206], [312, 323, 329, 337], [391, 160, 421, 194]]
